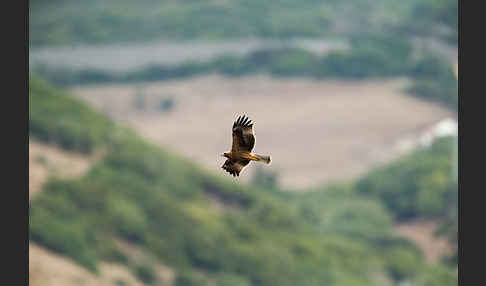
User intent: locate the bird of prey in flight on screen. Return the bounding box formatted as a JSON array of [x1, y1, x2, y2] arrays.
[[221, 115, 271, 177]]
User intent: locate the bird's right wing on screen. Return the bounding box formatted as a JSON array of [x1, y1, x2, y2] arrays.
[[231, 115, 255, 152]]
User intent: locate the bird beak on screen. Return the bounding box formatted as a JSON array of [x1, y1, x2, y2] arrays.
[[220, 154, 225, 157]]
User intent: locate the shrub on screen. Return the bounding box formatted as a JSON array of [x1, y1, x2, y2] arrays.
[[316, 35, 412, 78], [29, 206, 99, 272], [106, 197, 148, 242], [413, 264, 457, 286], [175, 270, 210, 286], [212, 55, 256, 76], [267, 48, 318, 76], [133, 263, 157, 285], [384, 246, 422, 281], [159, 97, 176, 112], [407, 54, 458, 109]]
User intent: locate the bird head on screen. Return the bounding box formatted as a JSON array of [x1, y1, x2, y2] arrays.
[[221, 152, 230, 158]]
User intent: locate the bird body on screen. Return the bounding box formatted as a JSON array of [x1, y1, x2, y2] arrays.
[[221, 115, 271, 177]]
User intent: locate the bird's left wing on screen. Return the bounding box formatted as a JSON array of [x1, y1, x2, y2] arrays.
[[222, 159, 250, 177]]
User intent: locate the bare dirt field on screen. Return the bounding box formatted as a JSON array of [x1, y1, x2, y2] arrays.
[[71, 75, 455, 190], [30, 241, 175, 286], [30, 242, 143, 286]]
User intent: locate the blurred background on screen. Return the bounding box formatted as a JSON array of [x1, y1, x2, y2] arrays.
[[29, 0, 458, 285]]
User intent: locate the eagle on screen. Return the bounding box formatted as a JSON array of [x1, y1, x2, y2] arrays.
[[221, 115, 271, 177]]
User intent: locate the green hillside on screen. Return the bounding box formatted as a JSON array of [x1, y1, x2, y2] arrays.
[[355, 136, 458, 263], [30, 0, 456, 47], [29, 75, 457, 286]]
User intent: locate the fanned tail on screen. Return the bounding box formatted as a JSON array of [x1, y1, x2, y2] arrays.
[[254, 154, 271, 164]]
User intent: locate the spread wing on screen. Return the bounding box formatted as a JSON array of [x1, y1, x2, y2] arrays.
[[222, 159, 251, 177], [231, 115, 255, 152]]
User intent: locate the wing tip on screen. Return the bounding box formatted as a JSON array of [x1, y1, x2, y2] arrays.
[[222, 164, 241, 178], [234, 114, 253, 128]]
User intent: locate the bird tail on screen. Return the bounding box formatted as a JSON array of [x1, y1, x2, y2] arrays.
[[253, 154, 271, 164]]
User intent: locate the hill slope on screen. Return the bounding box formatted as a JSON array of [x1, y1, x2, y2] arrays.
[[29, 75, 456, 286]]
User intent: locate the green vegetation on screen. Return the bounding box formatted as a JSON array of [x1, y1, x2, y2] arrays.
[[251, 165, 279, 191], [33, 33, 457, 110], [133, 263, 157, 285], [30, 0, 457, 113], [29, 75, 115, 153], [315, 34, 413, 78], [30, 0, 456, 47], [403, 0, 458, 44], [294, 183, 394, 242], [407, 53, 458, 109], [29, 75, 457, 285], [175, 270, 212, 286], [29, 0, 332, 46], [32, 36, 413, 84], [356, 137, 457, 221], [355, 137, 458, 262]]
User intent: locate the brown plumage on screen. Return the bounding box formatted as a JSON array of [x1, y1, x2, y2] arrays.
[[221, 115, 271, 177]]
